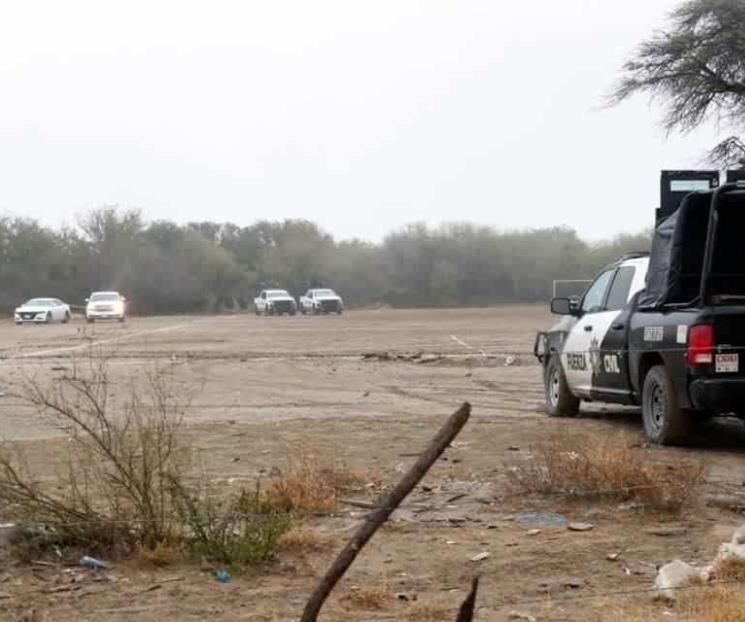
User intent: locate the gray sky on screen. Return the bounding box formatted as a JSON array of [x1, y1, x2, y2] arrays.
[[0, 0, 720, 242]]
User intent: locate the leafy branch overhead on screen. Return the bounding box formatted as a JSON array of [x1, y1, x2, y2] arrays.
[[611, 0, 745, 166]]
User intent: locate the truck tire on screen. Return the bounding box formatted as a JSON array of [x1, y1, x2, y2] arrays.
[[62, 311, 70, 324], [545, 355, 579, 417], [642, 365, 692, 445]]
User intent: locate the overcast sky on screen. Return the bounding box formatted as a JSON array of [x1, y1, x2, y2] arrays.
[[0, 0, 721, 242]]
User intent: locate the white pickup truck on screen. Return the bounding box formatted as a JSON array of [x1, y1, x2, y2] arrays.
[[254, 289, 297, 316], [86, 291, 127, 323], [298, 288, 344, 315]]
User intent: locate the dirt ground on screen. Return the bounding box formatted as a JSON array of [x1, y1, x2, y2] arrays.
[[2, 307, 745, 621]]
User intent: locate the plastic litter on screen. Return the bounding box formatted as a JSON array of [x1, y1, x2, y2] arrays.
[[79, 555, 112, 570], [517, 512, 567, 526], [214, 569, 231, 583]]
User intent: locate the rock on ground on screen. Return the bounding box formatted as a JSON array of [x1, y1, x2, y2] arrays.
[[654, 560, 704, 601]]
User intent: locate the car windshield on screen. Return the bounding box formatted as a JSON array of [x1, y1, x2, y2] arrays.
[[25, 299, 54, 307], [90, 293, 120, 302], [267, 291, 290, 299], [313, 289, 335, 296]]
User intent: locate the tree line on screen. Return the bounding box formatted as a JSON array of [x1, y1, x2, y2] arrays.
[[0, 207, 651, 313]]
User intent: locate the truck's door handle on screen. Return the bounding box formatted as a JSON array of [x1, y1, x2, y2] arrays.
[[611, 322, 625, 330], [584, 325, 593, 332]]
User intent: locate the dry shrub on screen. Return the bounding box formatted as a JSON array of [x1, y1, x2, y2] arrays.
[[400, 601, 452, 621], [678, 584, 745, 622], [0, 355, 190, 553], [278, 526, 336, 553], [713, 557, 745, 582], [505, 431, 704, 513], [341, 583, 391, 610], [263, 449, 365, 514], [136, 539, 180, 567]]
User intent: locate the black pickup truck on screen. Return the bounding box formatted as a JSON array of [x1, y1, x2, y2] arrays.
[[535, 177, 745, 444]]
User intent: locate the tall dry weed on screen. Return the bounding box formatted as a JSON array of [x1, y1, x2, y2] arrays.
[[505, 431, 704, 513], [263, 448, 366, 514]]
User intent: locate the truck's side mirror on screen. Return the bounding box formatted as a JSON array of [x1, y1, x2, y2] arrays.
[[551, 297, 578, 315]]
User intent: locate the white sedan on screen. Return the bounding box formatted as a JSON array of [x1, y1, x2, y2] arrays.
[[15, 298, 71, 324]]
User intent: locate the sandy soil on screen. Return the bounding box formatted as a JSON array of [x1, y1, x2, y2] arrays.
[[2, 308, 745, 621]]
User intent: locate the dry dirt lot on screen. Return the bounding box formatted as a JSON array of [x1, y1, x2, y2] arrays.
[[2, 307, 745, 621]]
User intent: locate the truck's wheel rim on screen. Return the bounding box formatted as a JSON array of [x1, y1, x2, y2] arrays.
[[650, 382, 665, 430], [549, 368, 560, 407]]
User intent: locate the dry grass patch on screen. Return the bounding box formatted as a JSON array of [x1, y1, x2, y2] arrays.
[[713, 557, 745, 582], [505, 431, 704, 513], [263, 449, 368, 514], [677, 584, 745, 622], [136, 540, 180, 567], [278, 526, 336, 553], [340, 583, 392, 610], [399, 600, 452, 621]]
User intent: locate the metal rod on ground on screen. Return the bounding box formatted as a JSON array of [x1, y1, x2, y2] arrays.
[[300, 402, 472, 622]]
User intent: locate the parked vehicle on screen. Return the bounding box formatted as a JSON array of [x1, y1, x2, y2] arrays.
[[534, 175, 745, 445], [298, 288, 344, 315], [15, 298, 71, 324], [253, 289, 297, 316], [86, 291, 127, 323]]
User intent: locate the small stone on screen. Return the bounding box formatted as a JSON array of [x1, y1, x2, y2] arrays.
[[0, 592, 10, 600], [470, 551, 490, 562], [508, 445, 520, 451], [568, 522, 594, 532], [526, 529, 541, 537], [645, 526, 688, 537], [607, 553, 620, 561], [564, 579, 584, 589], [508, 612, 536, 622], [396, 592, 416, 601]]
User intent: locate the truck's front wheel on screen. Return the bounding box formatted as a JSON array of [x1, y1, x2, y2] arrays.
[[642, 365, 692, 445], [545, 355, 579, 417]]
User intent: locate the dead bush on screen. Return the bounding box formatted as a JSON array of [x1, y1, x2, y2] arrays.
[[713, 557, 745, 582], [400, 600, 452, 621], [0, 355, 189, 553], [136, 539, 180, 567], [278, 525, 336, 553], [263, 449, 365, 514], [505, 432, 704, 513], [678, 584, 745, 622], [340, 583, 391, 610]]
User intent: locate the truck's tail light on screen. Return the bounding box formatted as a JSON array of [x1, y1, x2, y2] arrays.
[[687, 324, 714, 365]]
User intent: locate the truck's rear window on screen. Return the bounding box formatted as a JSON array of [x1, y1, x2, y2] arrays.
[[708, 190, 745, 303]]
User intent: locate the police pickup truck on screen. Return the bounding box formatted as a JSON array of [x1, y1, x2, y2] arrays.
[[535, 173, 745, 445]]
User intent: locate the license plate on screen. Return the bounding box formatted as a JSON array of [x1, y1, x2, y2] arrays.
[[715, 353, 739, 373]]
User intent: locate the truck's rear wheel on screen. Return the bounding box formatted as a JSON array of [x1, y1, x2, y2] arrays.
[[545, 355, 579, 417], [642, 365, 692, 445]]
